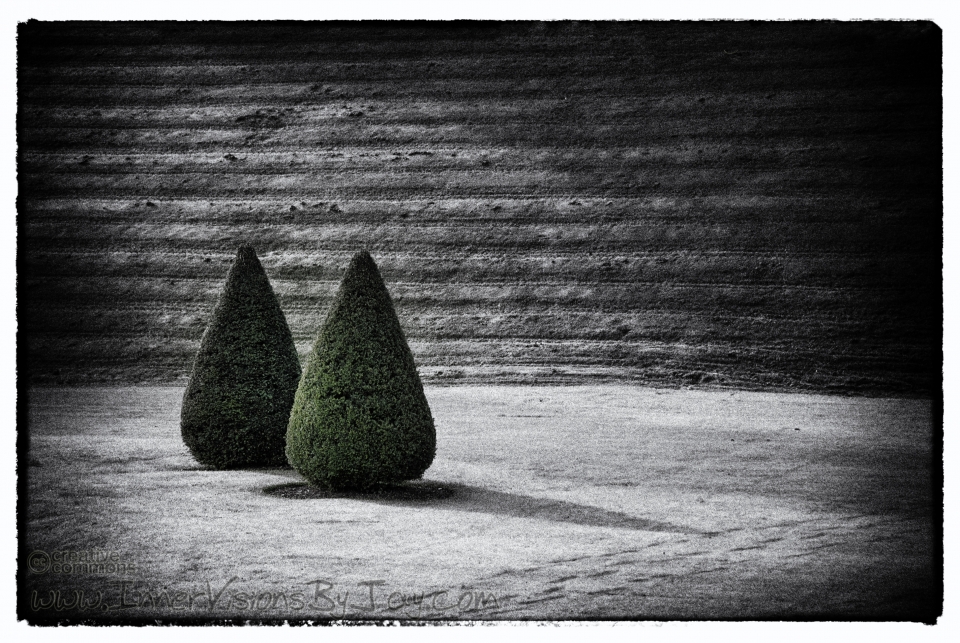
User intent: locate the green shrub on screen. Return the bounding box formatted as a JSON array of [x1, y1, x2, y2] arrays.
[[286, 251, 436, 490], [181, 246, 301, 469]]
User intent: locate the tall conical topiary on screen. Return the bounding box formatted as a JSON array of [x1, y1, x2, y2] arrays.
[[181, 246, 301, 469], [286, 251, 436, 490]]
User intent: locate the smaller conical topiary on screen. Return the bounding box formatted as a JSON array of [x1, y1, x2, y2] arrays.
[[286, 251, 436, 490], [181, 246, 301, 469]]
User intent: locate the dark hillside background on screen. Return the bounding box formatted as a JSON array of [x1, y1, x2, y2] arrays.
[[17, 21, 942, 395]]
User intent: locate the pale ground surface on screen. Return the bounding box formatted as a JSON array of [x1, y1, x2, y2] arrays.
[[21, 385, 936, 622]]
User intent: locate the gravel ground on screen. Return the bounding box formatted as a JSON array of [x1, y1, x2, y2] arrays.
[[20, 385, 938, 623]]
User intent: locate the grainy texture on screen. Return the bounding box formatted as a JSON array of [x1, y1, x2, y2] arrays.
[[180, 246, 301, 468], [286, 251, 436, 489], [21, 386, 937, 622], [17, 21, 941, 395]]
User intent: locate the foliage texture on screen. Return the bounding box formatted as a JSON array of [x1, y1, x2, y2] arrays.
[[181, 246, 301, 468], [286, 251, 436, 490]]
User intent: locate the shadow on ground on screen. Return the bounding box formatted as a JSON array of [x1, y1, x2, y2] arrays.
[[263, 480, 696, 534]]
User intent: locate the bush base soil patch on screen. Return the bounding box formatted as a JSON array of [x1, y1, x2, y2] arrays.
[[263, 480, 456, 502]]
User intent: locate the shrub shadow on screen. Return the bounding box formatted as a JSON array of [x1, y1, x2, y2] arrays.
[[263, 481, 695, 533]]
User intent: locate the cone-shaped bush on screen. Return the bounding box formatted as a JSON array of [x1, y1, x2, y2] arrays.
[[286, 251, 436, 490], [181, 246, 301, 469]]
